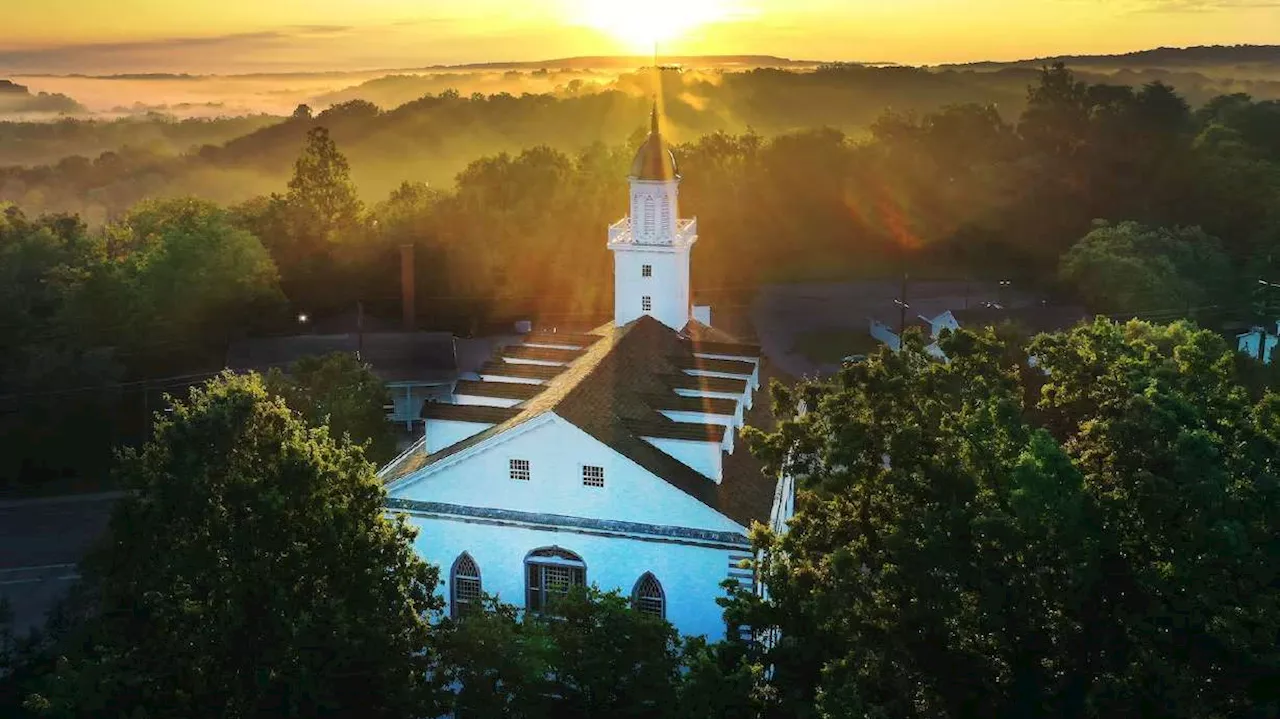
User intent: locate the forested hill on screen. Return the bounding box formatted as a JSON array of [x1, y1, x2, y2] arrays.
[[946, 44, 1280, 70]]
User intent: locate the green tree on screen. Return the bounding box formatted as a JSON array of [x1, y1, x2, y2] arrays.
[[1058, 220, 1231, 317], [103, 197, 286, 370], [264, 352, 398, 465], [432, 588, 688, 719], [738, 320, 1280, 719], [18, 373, 442, 719]]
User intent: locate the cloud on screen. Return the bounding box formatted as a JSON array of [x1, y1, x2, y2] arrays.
[[0, 23, 449, 75], [1113, 0, 1280, 11]]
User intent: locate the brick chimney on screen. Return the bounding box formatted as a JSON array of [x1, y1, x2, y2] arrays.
[[400, 244, 416, 331]]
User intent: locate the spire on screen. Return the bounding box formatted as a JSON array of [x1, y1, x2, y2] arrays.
[[650, 101, 660, 136]]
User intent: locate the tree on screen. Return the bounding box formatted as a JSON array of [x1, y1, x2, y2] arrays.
[[102, 197, 286, 370], [1058, 220, 1231, 317], [737, 320, 1280, 719], [17, 373, 442, 719], [432, 588, 694, 719], [264, 352, 398, 465]]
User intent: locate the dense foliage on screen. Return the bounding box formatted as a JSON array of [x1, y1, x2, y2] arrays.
[[735, 319, 1280, 718], [264, 352, 398, 465], [4, 373, 442, 718]]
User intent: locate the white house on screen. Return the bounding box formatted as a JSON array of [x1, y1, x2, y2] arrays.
[[1238, 324, 1280, 364], [379, 107, 790, 639]]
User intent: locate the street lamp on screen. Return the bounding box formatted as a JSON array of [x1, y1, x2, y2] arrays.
[[998, 279, 1012, 308], [297, 312, 309, 325], [1253, 279, 1280, 360]]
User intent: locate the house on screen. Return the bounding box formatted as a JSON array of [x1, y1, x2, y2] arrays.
[[378, 106, 790, 638], [1237, 324, 1280, 364], [226, 330, 459, 428]]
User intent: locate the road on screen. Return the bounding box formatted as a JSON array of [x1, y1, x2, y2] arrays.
[[0, 492, 121, 634]]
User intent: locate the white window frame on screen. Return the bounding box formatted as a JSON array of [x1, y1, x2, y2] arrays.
[[509, 458, 531, 481], [582, 464, 605, 488], [642, 264, 652, 278], [642, 295, 652, 313]]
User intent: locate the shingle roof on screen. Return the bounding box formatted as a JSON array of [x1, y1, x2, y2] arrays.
[[659, 373, 749, 394], [523, 332, 602, 348], [625, 418, 727, 443], [500, 345, 584, 364], [687, 339, 762, 358], [421, 403, 521, 424], [389, 316, 779, 527], [640, 392, 739, 416], [478, 362, 565, 382], [669, 355, 757, 375], [454, 380, 544, 402]]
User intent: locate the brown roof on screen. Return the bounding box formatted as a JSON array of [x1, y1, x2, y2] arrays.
[[687, 339, 762, 357], [626, 418, 727, 443], [388, 316, 781, 527], [640, 392, 739, 416], [454, 380, 544, 401], [669, 355, 757, 375], [523, 332, 602, 348], [500, 345, 584, 364], [478, 362, 565, 382], [421, 403, 521, 424], [660, 373, 749, 394]]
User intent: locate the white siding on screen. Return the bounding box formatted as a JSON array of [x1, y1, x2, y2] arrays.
[[640, 436, 723, 482], [425, 419, 493, 454], [405, 516, 736, 639], [613, 245, 692, 332], [392, 415, 744, 535], [453, 394, 521, 408]]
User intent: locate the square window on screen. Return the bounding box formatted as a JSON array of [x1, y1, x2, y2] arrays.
[[583, 465, 605, 488], [642, 296, 652, 313], [509, 458, 530, 481], [642, 264, 652, 278]]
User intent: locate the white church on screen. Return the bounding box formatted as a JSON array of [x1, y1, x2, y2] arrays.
[[378, 107, 791, 638]]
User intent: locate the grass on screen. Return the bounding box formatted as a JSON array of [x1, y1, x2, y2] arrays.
[[790, 328, 882, 365]]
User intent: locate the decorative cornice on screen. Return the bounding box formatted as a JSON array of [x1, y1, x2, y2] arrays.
[[385, 498, 751, 549]]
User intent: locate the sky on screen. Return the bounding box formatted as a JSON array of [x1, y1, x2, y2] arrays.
[[2, 0, 1277, 75]]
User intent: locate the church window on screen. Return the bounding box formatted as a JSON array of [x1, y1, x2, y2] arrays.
[[632, 572, 665, 618], [642, 196, 656, 236], [525, 547, 586, 613], [660, 197, 672, 233], [642, 264, 652, 278], [582, 465, 605, 487], [509, 458, 530, 481], [642, 296, 652, 313], [451, 552, 483, 618]]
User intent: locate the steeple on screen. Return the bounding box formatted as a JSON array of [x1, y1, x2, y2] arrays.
[[630, 104, 679, 181], [608, 106, 698, 331]]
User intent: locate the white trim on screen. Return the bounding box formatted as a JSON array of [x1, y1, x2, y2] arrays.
[[385, 413, 558, 493]]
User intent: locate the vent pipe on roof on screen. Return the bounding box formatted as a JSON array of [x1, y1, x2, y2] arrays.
[[400, 244, 416, 331]]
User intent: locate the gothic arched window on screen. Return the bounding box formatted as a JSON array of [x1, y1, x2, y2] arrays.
[[642, 196, 656, 237], [632, 572, 665, 618], [450, 552, 482, 618], [525, 546, 586, 613]]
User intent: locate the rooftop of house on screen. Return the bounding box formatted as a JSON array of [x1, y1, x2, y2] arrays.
[[226, 331, 458, 384], [386, 315, 781, 527]]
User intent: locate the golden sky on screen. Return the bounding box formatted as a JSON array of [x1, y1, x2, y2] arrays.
[[2, 0, 1276, 75]]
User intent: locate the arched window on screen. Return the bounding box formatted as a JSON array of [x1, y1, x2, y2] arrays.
[[525, 547, 586, 613], [632, 572, 665, 618], [642, 196, 656, 237], [450, 552, 482, 618]]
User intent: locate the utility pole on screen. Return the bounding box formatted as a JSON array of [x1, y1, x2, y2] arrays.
[[356, 300, 364, 361], [895, 271, 910, 338]]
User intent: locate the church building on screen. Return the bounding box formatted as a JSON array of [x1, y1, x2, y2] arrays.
[[378, 108, 789, 638]]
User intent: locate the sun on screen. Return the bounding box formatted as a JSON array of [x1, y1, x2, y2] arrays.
[[575, 0, 740, 52]]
